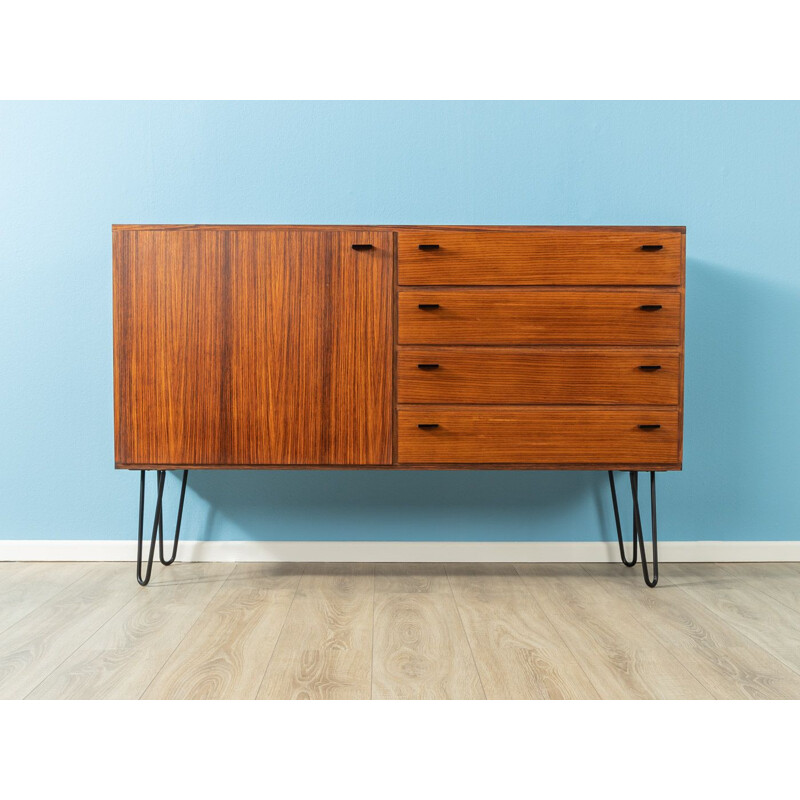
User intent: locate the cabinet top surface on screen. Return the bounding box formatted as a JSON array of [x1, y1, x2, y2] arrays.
[[113, 224, 686, 233]]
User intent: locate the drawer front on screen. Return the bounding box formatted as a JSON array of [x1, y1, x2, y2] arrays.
[[398, 407, 680, 465], [398, 229, 683, 286], [397, 348, 681, 405], [398, 290, 681, 345]]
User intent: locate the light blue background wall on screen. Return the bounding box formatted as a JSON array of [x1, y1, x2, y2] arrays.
[[1, 101, 798, 543]]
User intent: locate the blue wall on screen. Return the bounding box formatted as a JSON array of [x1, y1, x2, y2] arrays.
[[1, 101, 798, 543]]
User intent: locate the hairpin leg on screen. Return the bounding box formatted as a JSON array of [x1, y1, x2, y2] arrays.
[[137, 470, 189, 586], [607, 470, 659, 587]]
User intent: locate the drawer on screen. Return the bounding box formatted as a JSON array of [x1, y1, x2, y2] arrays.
[[397, 348, 681, 405], [398, 290, 681, 345], [398, 229, 683, 286], [397, 407, 680, 465]]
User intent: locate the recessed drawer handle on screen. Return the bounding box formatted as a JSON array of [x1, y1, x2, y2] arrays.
[[641, 244, 664, 251], [418, 244, 440, 250], [638, 424, 661, 430], [418, 423, 439, 429], [639, 304, 663, 311], [351, 243, 373, 251], [418, 303, 440, 310], [417, 363, 440, 370], [639, 365, 662, 371]]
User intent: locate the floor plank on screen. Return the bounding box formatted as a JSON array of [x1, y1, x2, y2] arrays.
[[718, 563, 800, 612], [665, 563, 800, 678], [515, 564, 712, 699], [143, 563, 304, 700], [372, 582, 484, 700], [583, 563, 800, 699], [257, 563, 374, 700], [0, 562, 91, 636], [26, 563, 235, 700], [0, 563, 138, 699], [374, 563, 452, 594], [446, 563, 599, 699]]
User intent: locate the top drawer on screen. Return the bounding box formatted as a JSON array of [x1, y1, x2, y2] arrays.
[[398, 228, 683, 286]]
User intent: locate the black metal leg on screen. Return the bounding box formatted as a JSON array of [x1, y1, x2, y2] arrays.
[[607, 470, 659, 587], [137, 469, 189, 586], [158, 469, 188, 566], [608, 470, 638, 567]]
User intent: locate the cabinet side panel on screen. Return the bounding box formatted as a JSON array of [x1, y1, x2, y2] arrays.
[[678, 230, 686, 466], [114, 229, 228, 465]]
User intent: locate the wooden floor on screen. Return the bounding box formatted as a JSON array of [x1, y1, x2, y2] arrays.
[[2, 561, 800, 700]]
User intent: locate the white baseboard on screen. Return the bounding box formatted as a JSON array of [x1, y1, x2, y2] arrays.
[[0, 540, 798, 562]]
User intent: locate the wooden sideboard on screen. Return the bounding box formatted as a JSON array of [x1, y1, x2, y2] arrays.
[[113, 225, 685, 586]]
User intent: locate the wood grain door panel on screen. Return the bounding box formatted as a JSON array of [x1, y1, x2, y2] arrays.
[[398, 289, 681, 345], [398, 229, 683, 286], [397, 407, 680, 465], [397, 347, 681, 405], [114, 228, 392, 466]]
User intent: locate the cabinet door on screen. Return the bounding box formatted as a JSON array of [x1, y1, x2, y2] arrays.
[[114, 228, 392, 466]]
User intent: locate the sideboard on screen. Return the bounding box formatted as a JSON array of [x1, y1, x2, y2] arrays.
[[113, 225, 685, 586]]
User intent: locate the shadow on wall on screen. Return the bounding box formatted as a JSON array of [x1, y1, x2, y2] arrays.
[[161, 258, 800, 543], [184, 468, 608, 543], [677, 258, 800, 539]]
